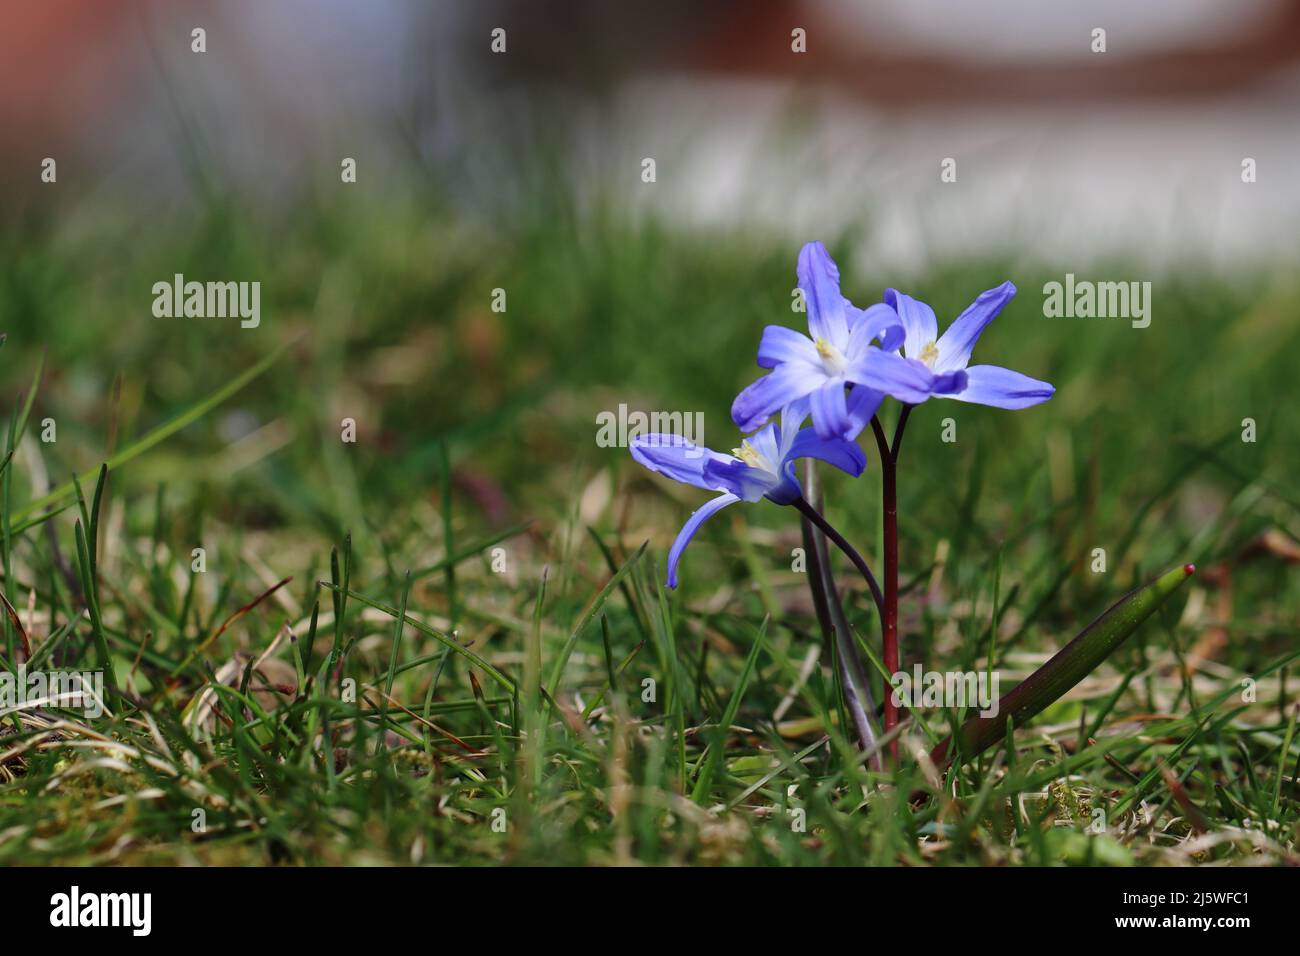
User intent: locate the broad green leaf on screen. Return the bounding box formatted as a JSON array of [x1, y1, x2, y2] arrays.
[[932, 564, 1195, 767]]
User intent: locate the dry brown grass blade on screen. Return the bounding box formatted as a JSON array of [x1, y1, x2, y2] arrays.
[[0, 589, 33, 663], [365, 689, 484, 756], [1158, 759, 1211, 835], [1187, 528, 1299, 670], [173, 576, 294, 675]]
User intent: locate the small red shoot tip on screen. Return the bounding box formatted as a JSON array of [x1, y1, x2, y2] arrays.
[[1184, 563, 1196, 576]]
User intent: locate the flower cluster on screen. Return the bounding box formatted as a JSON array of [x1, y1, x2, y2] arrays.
[[630, 241, 1054, 589]]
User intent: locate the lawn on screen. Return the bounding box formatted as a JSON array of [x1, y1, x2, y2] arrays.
[[0, 182, 1297, 865]]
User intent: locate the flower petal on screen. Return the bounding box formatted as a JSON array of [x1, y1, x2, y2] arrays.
[[847, 302, 904, 358], [765, 463, 803, 505], [797, 242, 850, 347], [847, 349, 936, 405], [776, 403, 808, 460], [934, 281, 1016, 373], [744, 422, 781, 469], [844, 384, 884, 439], [942, 364, 1055, 409], [783, 394, 811, 432], [756, 325, 820, 369], [883, 289, 938, 360], [703, 459, 774, 502], [931, 369, 968, 395], [731, 363, 825, 432], [808, 381, 851, 439], [630, 434, 732, 491], [665, 492, 741, 589], [788, 428, 868, 478]]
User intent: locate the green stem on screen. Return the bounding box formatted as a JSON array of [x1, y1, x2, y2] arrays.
[[796, 467, 882, 766]]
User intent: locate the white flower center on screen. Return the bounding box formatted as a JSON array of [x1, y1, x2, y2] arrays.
[[814, 337, 847, 376], [919, 340, 939, 368]]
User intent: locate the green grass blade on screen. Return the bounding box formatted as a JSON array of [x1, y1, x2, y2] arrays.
[[691, 615, 767, 803], [14, 338, 292, 522], [932, 564, 1195, 768], [544, 542, 646, 698], [322, 583, 516, 693]]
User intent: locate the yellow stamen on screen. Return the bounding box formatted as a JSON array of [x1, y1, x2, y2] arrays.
[[732, 440, 765, 470], [815, 337, 835, 360], [919, 341, 939, 368]]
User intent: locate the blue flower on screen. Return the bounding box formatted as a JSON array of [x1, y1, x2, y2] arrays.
[[883, 283, 1055, 409], [731, 242, 964, 441], [630, 407, 866, 588]]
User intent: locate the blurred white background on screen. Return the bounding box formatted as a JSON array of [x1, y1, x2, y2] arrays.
[[5, 0, 1299, 274]]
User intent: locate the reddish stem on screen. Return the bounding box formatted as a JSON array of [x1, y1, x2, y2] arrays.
[[870, 408, 910, 761]]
